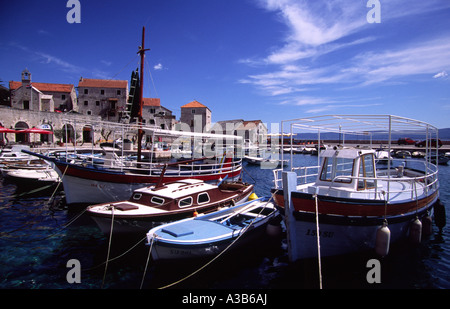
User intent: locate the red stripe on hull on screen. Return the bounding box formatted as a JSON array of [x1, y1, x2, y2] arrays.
[[273, 190, 438, 217], [55, 163, 241, 184]]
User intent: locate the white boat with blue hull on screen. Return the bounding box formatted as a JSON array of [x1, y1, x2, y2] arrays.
[[146, 197, 279, 261]]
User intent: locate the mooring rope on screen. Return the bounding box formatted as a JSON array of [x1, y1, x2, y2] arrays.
[[101, 206, 115, 289], [46, 164, 68, 206], [156, 192, 278, 289], [314, 193, 323, 289], [140, 235, 154, 289]]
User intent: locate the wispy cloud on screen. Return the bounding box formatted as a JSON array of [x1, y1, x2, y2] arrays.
[[240, 0, 450, 113], [154, 63, 163, 70], [35, 52, 83, 74]]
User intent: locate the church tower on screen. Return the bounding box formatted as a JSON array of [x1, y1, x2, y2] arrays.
[[21, 68, 32, 87]]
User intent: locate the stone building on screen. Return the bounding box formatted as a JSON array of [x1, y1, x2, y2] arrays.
[[215, 119, 268, 145], [142, 98, 175, 130], [77, 77, 128, 122], [9, 69, 77, 112], [179, 100, 211, 132]]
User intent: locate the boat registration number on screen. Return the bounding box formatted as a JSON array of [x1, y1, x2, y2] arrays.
[[305, 229, 334, 238]]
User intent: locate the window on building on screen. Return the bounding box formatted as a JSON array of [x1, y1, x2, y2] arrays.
[[84, 101, 88, 106], [101, 89, 105, 95], [191, 109, 196, 114], [117, 90, 121, 95], [96, 101, 100, 106], [23, 100, 30, 110], [150, 108, 155, 114], [87, 110, 92, 115], [84, 89, 88, 94], [62, 94, 66, 100]]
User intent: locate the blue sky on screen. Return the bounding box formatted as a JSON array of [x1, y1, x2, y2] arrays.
[[1, 0, 450, 129]]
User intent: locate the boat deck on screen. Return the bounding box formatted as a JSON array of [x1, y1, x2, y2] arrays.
[[298, 176, 433, 203]]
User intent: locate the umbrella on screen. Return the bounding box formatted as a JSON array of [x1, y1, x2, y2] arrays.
[[0, 126, 17, 133], [19, 127, 53, 134]]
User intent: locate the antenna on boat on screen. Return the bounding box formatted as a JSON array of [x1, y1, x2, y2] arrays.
[[137, 26, 150, 165]]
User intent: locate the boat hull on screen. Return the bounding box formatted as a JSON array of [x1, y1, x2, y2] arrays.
[[272, 189, 438, 259], [148, 200, 278, 260], [54, 161, 242, 205], [90, 189, 254, 235]]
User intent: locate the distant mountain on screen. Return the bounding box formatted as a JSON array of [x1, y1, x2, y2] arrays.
[[439, 128, 450, 140], [292, 128, 450, 141]]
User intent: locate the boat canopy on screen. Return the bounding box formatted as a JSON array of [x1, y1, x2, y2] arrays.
[[320, 147, 374, 159]]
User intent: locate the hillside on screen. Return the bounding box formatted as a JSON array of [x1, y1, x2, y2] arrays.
[[292, 128, 450, 141]]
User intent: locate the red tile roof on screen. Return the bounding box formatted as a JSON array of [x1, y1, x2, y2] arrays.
[[78, 78, 128, 88], [142, 98, 160, 106], [9, 81, 74, 93], [181, 100, 208, 108]]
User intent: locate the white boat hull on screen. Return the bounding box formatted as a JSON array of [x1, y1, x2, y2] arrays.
[[62, 174, 141, 205], [59, 167, 242, 205]]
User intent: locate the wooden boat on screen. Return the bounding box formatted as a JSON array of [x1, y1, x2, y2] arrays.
[[146, 197, 278, 260], [86, 178, 254, 234], [272, 115, 441, 260]]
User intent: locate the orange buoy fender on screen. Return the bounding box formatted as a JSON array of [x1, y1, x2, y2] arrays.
[[375, 222, 391, 257]]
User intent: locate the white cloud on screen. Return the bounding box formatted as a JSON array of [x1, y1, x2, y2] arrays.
[[154, 63, 163, 70], [433, 71, 448, 79]]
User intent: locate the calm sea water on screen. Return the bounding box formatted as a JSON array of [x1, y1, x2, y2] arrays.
[[1, 154, 449, 290]]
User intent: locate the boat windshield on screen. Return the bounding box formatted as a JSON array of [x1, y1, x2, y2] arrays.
[[358, 153, 376, 190], [320, 157, 354, 183]]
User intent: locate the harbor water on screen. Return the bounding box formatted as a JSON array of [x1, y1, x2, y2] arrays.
[[1, 154, 449, 290]]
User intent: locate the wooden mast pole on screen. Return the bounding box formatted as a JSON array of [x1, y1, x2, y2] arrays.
[[137, 26, 150, 163]]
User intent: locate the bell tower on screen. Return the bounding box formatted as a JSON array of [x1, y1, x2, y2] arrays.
[[21, 68, 31, 87]]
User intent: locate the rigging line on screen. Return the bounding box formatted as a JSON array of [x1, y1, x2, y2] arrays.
[[109, 54, 140, 80], [144, 56, 159, 98], [158, 192, 278, 289]]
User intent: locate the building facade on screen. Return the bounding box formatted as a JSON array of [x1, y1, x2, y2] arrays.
[[142, 98, 176, 130], [179, 100, 211, 132], [77, 77, 128, 122], [9, 69, 77, 112]]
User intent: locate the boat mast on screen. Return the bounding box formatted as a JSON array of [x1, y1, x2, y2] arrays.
[[137, 26, 150, 163]]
